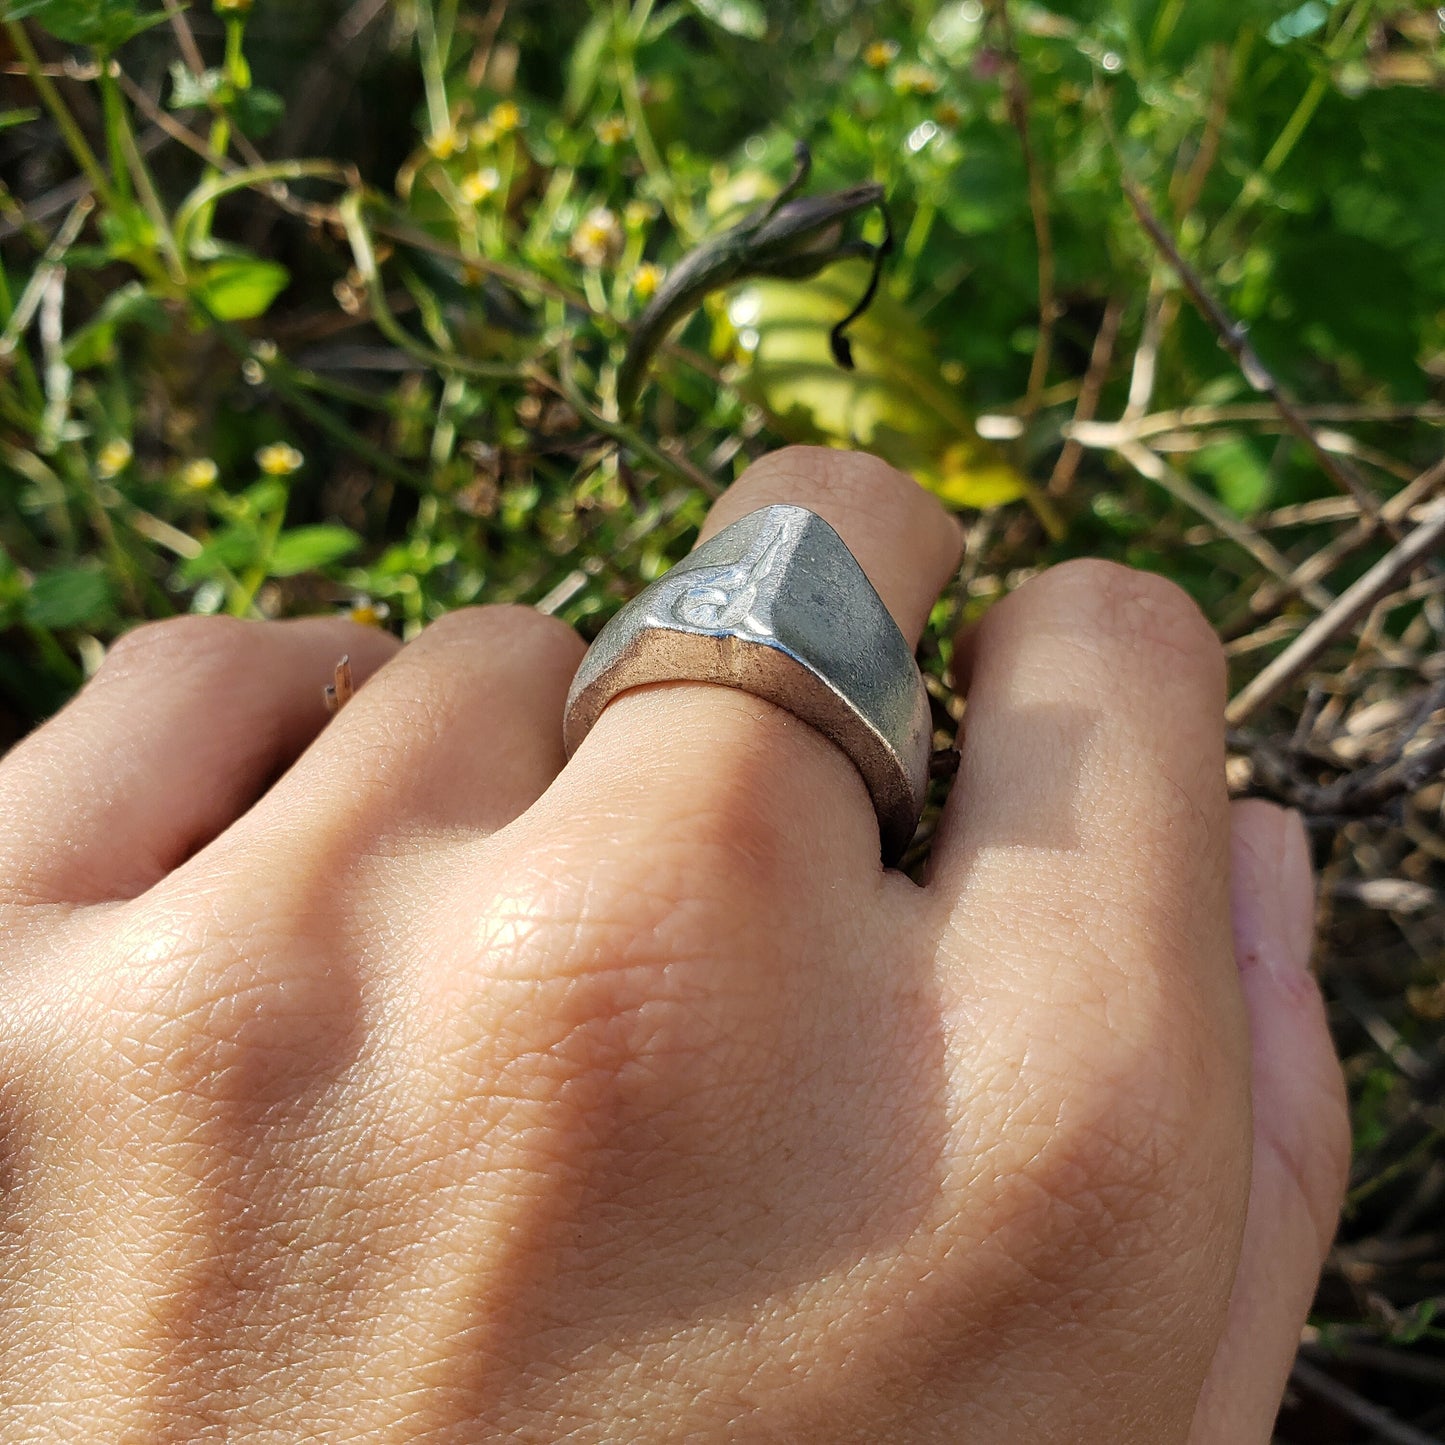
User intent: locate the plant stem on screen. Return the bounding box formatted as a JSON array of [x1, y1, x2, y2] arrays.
[[5, 20, 125, 216], [339, 189, 532, 382], [611, 0, 687, 236], [229, 497, 286, 617], [97, 57, 134, 205], [414, 0, 453, 141]]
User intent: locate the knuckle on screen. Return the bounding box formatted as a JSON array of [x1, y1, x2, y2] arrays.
[[736, 444, 923, 525], [86, 880, 357, 1114], [988, 967, 1248, 1289], [418, 604, 585, 670], [1040, 559, 1223, 678], [457, 839, 750, 1064], [100, 614, 260, 681]]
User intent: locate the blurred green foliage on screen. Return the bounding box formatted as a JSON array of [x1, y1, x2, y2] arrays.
[[0, 0, 1441, 731]]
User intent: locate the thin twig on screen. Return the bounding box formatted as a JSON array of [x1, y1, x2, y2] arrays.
[[1302, 1339, 1445, 1389], [270, 0, 393, 172], [1070, 401, 1445, 446], [543, 347, 721, 500], [1168, 44, 1231, 219], [1289, 1356, 1442, 1445], [1049, 297, 1122, 496], [1116, 441, 1335, 610], [1119, 171, 1390, 525], [1122, 278, 1175, 422], [161, 0, 207, 78], [1228, 499, 1445, 726], [0, 197, 92, 356], [988, 0, 1056, 428], [1244, 455, 1445, 624]]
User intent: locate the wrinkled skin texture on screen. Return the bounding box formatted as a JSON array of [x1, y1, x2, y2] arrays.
[[0, 448, 1347, 1441]]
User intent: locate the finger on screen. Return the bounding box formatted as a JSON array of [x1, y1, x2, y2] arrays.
[[232, 605, 586, 852], [929, 559, 1236, 998], [1190, 801, 1349, 1443], [0, 615, 399, 906], [926, 562, 1253, 1426], [537, 445, 963, 880]]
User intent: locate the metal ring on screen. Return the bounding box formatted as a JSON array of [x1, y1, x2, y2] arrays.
[[562, 504, 931, 864]]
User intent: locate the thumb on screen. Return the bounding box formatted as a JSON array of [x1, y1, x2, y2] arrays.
[[1191, 800, 1351, 1442]]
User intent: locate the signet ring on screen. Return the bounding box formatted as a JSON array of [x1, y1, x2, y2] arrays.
[[562, 504, 932, 864]]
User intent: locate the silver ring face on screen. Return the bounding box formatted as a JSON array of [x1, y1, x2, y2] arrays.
[[563, 504, 931, 864]]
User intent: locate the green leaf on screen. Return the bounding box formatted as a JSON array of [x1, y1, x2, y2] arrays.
[[269, 526, 361, 577], [98, 204, 160, 264], [63, 281, 169, 370], [194, 257, 290, 322], [24, 565, 113, 629], [178, 525, 261, 583], [4, 0, 167, 49], [562, 10, 609, 119], [233, 87, 284, 139], [1192, 438, 1274, 515], [683, 0, 767, 41]]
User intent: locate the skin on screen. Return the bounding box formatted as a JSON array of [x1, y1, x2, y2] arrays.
[[0, 446, 1348, 1441]]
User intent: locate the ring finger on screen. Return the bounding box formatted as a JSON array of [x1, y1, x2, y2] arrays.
[[530, 445, 963, 888]]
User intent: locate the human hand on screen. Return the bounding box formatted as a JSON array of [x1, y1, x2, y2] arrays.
[[0, 447, 1347, 1441]]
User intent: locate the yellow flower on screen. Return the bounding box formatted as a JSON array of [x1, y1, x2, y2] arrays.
[[469, 119, 498, 148], [345, 599, 390, 628], [97, 439, 133, 479], [489, 100, 522, 133], [863, 39, 898, 69], [894, 62, 941, 95], [425, 126, 465, 160], [460, 166, 501, 204], [632, 262, 664, 301], [214, 0, 253, 12], [623, 199, 654, 230], [568, 206, 624, 268], [180, 458, 219, 491], [256, 443, 304, 477], [595, 114, 628, 146]]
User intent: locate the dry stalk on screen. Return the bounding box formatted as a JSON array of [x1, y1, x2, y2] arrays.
[[987, 0, 1056, 429], [1228, 499, 1445, 726], [1119, 174, 1390, 526], [1049, 298, 1123, 496], [1116, 440, 1335, 610]]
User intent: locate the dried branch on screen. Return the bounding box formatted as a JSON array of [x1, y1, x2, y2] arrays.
[[1118, 172, 1391, 526], [1244, 454, 1445, 625], [1228, 499, 1445, 726], [160, 0, 207, 79], [1289, 1356, 1443, 1445], [988, 1, 1056, 427], [1049, 298, 1122, 496], [1116, 441, 1335, 610]]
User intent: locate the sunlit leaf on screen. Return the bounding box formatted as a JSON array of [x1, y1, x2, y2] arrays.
[[269, 525, 362, 577], [683, 0, 767, 41], [194, 257, 290, 322], [729, 260, 1028, 510]]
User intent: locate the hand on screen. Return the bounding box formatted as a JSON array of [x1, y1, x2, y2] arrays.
[[0, 447, 1347, 1441]]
